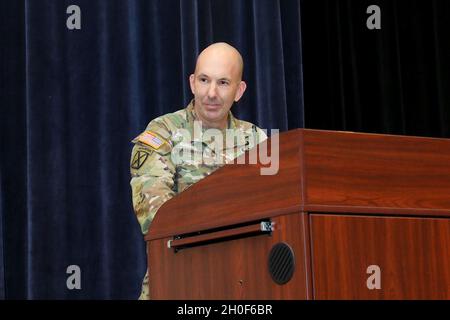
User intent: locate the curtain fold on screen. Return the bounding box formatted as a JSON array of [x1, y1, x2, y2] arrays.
[[0, 173, 4, 300], [1, 0, 29, 299], [1, 0, 304, 299]]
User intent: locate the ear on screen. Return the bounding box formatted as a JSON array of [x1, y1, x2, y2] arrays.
[[234, 81, 247, 102], [189, 74, 195, 95]]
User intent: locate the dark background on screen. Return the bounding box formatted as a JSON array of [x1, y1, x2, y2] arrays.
[[302, 0, 450, 137], [1, 0, 449, 299]]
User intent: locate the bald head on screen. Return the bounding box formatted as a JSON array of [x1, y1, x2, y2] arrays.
[[195, 42, 244, 80], [189, 42, 247, 129]]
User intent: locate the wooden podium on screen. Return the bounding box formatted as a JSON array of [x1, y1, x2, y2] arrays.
[[145, 129, 450, 299]]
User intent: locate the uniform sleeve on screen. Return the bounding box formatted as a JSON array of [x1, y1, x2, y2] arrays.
[[129, 122, 176, 235]]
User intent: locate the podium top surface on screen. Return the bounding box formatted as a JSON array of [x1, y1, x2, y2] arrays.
[[145, 129, 450, 241]]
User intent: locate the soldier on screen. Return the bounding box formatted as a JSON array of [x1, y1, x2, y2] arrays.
[[130, 42, 267, 299]]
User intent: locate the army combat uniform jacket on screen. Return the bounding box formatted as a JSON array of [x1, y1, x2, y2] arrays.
[[130, 100, 267, 299]]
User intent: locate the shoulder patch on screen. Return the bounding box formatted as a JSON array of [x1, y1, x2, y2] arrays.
[[131, 150, 151, 170], [136, 131, 167, 149]]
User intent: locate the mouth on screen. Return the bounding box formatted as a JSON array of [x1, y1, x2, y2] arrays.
[[203, 103, 222, 110]]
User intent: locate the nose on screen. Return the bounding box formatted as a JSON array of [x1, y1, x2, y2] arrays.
[[207, 82, 218, 99]]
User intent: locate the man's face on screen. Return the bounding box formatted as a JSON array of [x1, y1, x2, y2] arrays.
[[189, 50, 246, 129]]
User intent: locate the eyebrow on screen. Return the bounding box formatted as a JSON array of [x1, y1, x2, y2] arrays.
[[198, 74, 231, 82]]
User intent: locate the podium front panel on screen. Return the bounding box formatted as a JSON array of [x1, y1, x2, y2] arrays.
[[149, 212, 311, 299], [310, 214, 450, 299]]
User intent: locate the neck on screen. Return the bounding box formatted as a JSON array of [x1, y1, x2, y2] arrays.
[[200, 118, 228, 130], [192, 103, 228, 130]]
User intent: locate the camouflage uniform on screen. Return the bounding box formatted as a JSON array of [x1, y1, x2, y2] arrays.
[[130, 100, 267, 300]]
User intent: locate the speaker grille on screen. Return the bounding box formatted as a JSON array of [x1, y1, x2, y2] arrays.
[[268, 242, 295, 285]]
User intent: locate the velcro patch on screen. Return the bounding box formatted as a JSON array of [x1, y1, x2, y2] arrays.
[[137, 131, 166, 149], [131, 150, 150, 170]]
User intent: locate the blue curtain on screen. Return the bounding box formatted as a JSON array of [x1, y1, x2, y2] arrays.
[[0, 172, 4, 300], [0, 0, 304, 299]]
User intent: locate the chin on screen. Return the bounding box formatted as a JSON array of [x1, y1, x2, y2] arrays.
[[204, 112, 223, 121]]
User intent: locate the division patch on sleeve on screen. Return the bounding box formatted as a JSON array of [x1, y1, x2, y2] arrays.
[[137, 131, 166, 149], [131, 150, 150, 169]]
